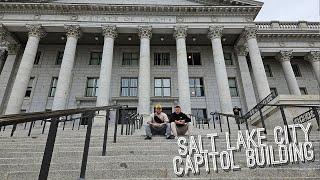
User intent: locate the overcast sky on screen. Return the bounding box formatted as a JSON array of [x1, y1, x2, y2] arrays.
[[255, 0, 319, 21]]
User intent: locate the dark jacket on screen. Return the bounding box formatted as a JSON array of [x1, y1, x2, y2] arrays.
[[170, 112, 191, 125]]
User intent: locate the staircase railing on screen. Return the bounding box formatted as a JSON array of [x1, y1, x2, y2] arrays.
[[0, 104, 138, 180], [293, 107, 320, 128]]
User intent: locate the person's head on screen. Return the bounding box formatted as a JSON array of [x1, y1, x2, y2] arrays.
[[174, 105, 181, 114], [155, 104, 162, 114]]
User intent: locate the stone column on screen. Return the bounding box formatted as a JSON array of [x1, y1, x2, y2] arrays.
[[236, 46, 257, 111], [0, 44, 20, 114], [52, 25, 81, 110], [208, 26, 233, 114], [245, 26, 270, 100], [277, 50, 301, 95], [5, 24, 45, 115], [137, 26, 152, 115], [306, 51, 320, 86], [174, 26, 192, 114], [96, 25, 117, 107]]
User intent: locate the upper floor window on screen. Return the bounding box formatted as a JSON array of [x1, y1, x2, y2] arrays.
[[292, 64, 302, 77], [55, 51, 64, 65], [154, 53, 170, 66], [89, 52, 102, 65], [86, 78, 99, 97], [270, 87, 278, 96], [122, 52, 139, 66], [25, 77, 34, 98], [224, 53, 233, 66], [187, 52, 201, 66], [299, 87, 308, 95], [228, 77, 239, 97], [189, 78, 205, 97], [264, 64, 273, 77], [48, 77, 58, 97], [121, 78, 138, 97], [34, 51, 41, 65], [154, 78, 171, 97]]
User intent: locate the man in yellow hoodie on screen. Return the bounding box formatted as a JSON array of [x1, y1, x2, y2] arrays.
[[145, 104, 174, 140]]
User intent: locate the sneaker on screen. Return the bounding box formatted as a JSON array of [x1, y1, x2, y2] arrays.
[[166, 135, 175, 139], [144, 136, 152, 140]]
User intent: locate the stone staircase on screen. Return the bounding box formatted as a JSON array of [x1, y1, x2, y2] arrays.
[[0, 120, 319, 180]]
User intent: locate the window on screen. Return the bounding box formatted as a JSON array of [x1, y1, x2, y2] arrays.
[[224, 53, 233, 66], [34, 51, 41, 65], [48, 77, 58, 97], [192, 108, 208, 124], [25, 77, 34, 98], [292, 64, 302, 77], [122, 52, 139, 66], [187, 53, 201, 66], [189, 78, 205, 97], [89, 52, 102, 65], [270, 88, 278, 96], [55, 51, 64, 65], [121, 78, 138, 97], [228, 78, 239, 97], [154, 53, 170, 66], [85, 78, 99, 97], [264, 64, 273, 77], [154, 78, 171, 97], [300, 87, 308, 95]]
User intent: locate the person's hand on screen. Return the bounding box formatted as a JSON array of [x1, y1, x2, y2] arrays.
[[147, 121, 151, 125], [175, 120, 182, 125]]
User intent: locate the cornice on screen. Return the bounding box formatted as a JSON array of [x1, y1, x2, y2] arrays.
[[0, 3, 261, 17]]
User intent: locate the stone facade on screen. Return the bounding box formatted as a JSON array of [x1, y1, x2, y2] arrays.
[[0, 0, 319, 116]]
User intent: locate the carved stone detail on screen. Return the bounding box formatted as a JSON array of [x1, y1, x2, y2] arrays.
[[7, 44, 20, 54], [0, 24, 8, 46], [208, 26, 223, 39], [236, 46, 248, 56], [306, 51, 320, 62], [244, 26, 258, 40], [174, 26, 187, 39], [138, 26, 152, 39], [64, 25, 81, 38], [277, 50, 293, 62], [102, 25, 117, 39], [26, 24, 46, 38]]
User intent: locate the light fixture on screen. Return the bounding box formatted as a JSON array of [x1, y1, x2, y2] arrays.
[[94, 36, 99, 41], [188, 55, 192, 59], [192, 37, 197, 42], [61, 36, 65, 40], [128, 36, 132, 41], [160, 37, 164, 41], [222, 37, 227, 42]]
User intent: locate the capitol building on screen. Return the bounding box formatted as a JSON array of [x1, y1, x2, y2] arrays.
[[0, 0, 319, 118]]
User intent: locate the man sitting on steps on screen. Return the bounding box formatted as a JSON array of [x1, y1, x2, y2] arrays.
[[170, 105, 192, 138], [144, 104, 174, 140]]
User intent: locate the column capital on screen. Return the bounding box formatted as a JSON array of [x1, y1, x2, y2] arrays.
[[102, 25, 117, 39], [138, 26, 152, 39], [235, 46, 248, 56], [305, 51, 320, 63], [277, 50, 293, 62], [174, 26, 187, 39], [0, 24, 8, 45], [26, 24, 46, 38], [64, 25, 81, 38], [7, 43, 20, 55], [208, 26, 223, 39], [244, 26, 258, 40]]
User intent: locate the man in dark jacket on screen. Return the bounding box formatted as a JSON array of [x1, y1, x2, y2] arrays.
[[170, 106, 192, 138]]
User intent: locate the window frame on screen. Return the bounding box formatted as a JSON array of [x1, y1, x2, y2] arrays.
[[55, 51, 64, 65], [292, 64, 302, 77], [224, 53, 233, 66], [154, 78, 171, 97], [122, 52, 139, 66], [228, 77, 239, 97], [121, 77, 138, 97], [189, 77, 205, 97], [25, 77, 35, 98], [187, 52, 201, 66], [264, 64, 273, 77], [89, 52, 103, 65], [154, 52, 170, 66], [85, 77, 99, 97], [270, 87, 278, 96], [48, 77, 58, 97], [34, 51, 41, 65], [299, 87, 308, 95]]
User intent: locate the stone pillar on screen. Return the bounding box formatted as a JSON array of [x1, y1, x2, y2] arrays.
[[236, 46, 257, 111], [245, 26, 270, 100], [52, 25, 81, 110], [174, 26, 192, 114], [5, 24, 45, 115], [96, 25, 117, 107], [306, 51, 320, 86], [277, 50, 301, 95], [137, 26, 152, 116], [208, 26, 233, 114], [0, 44, 20, 114]]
